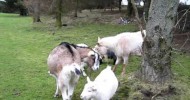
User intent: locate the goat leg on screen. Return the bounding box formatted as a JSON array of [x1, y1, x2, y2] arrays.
[[121, 64, 126, 76], [112, 65, 117, 72], [112, 57, 121, 72], [54, 82, 59, 97]]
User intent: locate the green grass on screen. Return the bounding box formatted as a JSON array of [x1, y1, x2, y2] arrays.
[[0, 13, 190, 100]]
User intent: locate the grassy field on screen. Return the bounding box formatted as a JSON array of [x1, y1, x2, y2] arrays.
[[0, 13, 190, 100]]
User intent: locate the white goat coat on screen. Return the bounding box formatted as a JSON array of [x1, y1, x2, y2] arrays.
[[58, 63, 81, 100], [93, 67, 118, 100], [104, 31, 144, 56], [80, 66, 118, 100], [97, 30, 145, 65]]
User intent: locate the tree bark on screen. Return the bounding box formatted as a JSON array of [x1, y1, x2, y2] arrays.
[[138, 0, 179, 84], [74, 0, 78, 17], [131, 0, 145, 37], [19, 8, 28, 16], [55, 0, 62, 28], [127, 0, 133, 17], [143, 0, 151, 21], [32, 1, 41, 22], [118, 0, 122, 12]]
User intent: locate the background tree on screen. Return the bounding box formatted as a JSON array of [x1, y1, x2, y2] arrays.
[[4, 0, 17, 13], [127, 0, 133, 17], [55, 0, 62, 27], [118, 0, 122, 11], [138, 0, 179, 84], [143, 0, 151, 21], [1, 0, 28, 16], [74, 0, 79, 17], [16, 0, 28, 16], [24, 0, 41, 22]]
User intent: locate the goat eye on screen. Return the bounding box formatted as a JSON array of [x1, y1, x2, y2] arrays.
[[91, 55, 95, 59], [97, 43, 101, 46]]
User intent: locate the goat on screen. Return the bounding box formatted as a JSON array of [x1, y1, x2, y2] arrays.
[[73, 43, 101, 71], [76, 43, 90, 76], [80, 66, 118, 100], [95, 30, 146, 76], [94, 45, 116, 65], [57, 63, 81, 100], [47, 42, 101, 99], [76, 43, 103, 74]]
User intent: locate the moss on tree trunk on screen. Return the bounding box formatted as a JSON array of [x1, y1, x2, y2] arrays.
[[138, 0, 179, 84]]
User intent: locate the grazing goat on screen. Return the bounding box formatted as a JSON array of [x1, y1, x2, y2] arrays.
[[57, 63, 81, 100], [95, 30, 146, 76], [94, 45, 116, 65], [47, 42, 101, 99], [77, 43, 103, 71], [80, 66, 118, 100]]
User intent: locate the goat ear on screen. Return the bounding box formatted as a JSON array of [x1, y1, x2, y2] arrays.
[[98, 37, 101, 41], [75, 68, 81, 75], [87, 76, 91, 83]]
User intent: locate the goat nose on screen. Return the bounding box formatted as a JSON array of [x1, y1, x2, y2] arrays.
[[80, 95, 83, 99]]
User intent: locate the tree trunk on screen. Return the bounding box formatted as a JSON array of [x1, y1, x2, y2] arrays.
[[143, 0, 151, 21], [138, 0, 179, 84], [55, 0, 62, 28], [127, 0, 133, 17], [33, 1, 41, 22], [19, 8, 28, 16], [74, 0, 78, 17], [118, 0, 122, 12]]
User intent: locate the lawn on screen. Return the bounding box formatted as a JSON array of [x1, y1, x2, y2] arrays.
[[0, 13, 190, 100]]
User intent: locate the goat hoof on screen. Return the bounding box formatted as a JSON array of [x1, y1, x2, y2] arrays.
[[54, 94, 59, 97], [83, 73, 87, 76]]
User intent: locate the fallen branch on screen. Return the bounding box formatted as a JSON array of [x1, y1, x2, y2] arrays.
[[151, 93, 160, 100]]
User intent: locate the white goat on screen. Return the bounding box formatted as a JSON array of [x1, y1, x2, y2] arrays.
[[95, 30, 146, 76], [94, 46, 116, 64], [47, 42, 100, 100], [57, 63, 81, 100], [80, 66, 118, 100]]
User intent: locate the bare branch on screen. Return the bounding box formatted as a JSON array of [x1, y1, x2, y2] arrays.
[[180, 34, 190, 50], [174, 8, 190, 28], [182, 12, 188, 31], [131, 0, 145, 38], [151, 93, 160, 100]]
